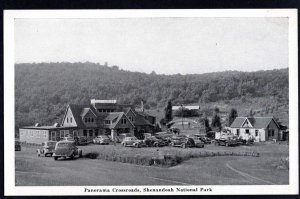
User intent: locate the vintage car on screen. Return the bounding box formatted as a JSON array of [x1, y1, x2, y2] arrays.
[[121, 137, 144, 148], [15, 140, 21, 151], [188, 136, 205, 148], [169, 135, 195, 148], [37, 141, 57, 157], [214, 134, 239, 147], [93, 136, 110, 145], [53, 141, 83, 160], [154, 131, 174, 140], [143, 136, 168, 147], [61, 137, 75, 142], [74, 136, 88, 145], [193, 134, 212, 144]]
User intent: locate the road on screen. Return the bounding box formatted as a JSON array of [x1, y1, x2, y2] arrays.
[[15, 146, 288, 186]]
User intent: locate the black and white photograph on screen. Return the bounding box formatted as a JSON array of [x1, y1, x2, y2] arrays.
[[4, 9, 298, 195]]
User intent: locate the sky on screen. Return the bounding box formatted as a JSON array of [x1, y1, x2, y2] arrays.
[[15, 17, 288, 75]]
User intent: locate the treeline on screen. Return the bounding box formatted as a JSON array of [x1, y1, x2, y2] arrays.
[[15, 62, 288, 129]]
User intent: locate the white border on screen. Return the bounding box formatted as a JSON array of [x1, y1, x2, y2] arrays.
[[4, 9, 298, 196]]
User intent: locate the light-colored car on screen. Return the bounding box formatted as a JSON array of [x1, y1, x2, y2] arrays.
[[121, 137, 143, 148], [93, 136, 110, 145], [37, 141, 57, 157], [53, 141, 83, 160]]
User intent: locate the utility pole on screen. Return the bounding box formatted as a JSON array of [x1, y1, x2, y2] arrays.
[[181, 104, 184, 130]]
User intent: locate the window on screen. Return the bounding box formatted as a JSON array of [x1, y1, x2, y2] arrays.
[[31, 131, 34, 137], [271, 130, 275, 137], [60, 131, 64, 138], [83, 130, 87, 137], [105, 120, 111, 124], [44, 131, 47, 138], [85, 118, 88, 123], [88, 118, 91, 122], [70, 117, 72, 123], [95, 129, 99, 136], [91, 118, 94, 122], [245, 129, 250, 134], [89, 130, 93, 137], [67, 118, 69, 123], [129, 116, 133, 121], [255, 130, 258, 137], [236, 129, 240, 136], [121, 118, 127, 124]]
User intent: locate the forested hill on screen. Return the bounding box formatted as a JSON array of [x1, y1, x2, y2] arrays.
[[15, 62, 288, 128]]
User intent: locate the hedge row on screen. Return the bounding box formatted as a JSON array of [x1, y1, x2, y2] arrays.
[[84, 150, 259, 167]]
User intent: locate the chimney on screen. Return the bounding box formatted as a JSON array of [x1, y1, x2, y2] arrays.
[[141, 101, 144, 112]]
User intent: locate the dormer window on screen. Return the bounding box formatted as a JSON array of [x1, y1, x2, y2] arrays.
[[105, 120, 111, 124], [121, 118, 127, 124]]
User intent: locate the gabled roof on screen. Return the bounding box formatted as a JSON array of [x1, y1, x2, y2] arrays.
[[65, 104, 89, 128], [134, 113, 154, 126], [104, 112, 135, 129], [230, 117, 247, 128], [230, 117, 280, 129]]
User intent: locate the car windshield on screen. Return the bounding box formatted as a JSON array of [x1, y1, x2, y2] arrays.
[[57, 142, 74, 147], [130, 137, 137, 141]]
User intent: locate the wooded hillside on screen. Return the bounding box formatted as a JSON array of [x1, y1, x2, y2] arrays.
[[15, 62, 288, 129]]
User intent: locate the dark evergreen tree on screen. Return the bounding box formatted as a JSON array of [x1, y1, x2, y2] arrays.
[[228, 108, 238, 126], [211, 111, 222, 131], [164, 100, 173, 123]]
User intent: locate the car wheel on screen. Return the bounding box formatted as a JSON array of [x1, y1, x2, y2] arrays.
[[154, 143, 158, 147], [79, 151, 83, 158], [182, 144, 186, 148], [225, 142, 229, 147], [54, 157, 58, 161], [70, 154, 75, 159], [170, 142, 174, 147], [122, 143, 126, 147]]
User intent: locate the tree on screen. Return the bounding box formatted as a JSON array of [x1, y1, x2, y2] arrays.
[[228, 108, 238, 126], [164, 100, 173, 123], [211, 107, 222, 131], [199, 113, 211, 133]]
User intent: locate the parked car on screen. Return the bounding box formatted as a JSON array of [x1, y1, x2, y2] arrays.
[[193, 134, 212, 144], [169, 136, 195, 148], [214, 134, 239, 147], [154, 131, 174, 140], [188, 136, 205, 148], [15, 140, 21, 151], [37, 141, 57, 157], [121, 137, 144, 148], [61, 137, 75, 142], [93, 136, 110, 145], [237, 136, 255, 145], [143, 136, 169, 147], [53, 141, 83, 160], [74, 136, 88, 145]]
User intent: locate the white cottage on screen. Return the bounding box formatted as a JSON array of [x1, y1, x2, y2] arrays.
[[229, 117, 281, 142]]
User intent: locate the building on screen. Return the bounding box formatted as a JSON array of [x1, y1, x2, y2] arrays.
[[19, 99, 156, 144], [166, 118, 201, 134], [229, 117, 281, 142], [19, 123, 78, 143]]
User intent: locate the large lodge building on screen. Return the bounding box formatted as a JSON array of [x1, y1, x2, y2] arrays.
[[19, 99, 156, 144]]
